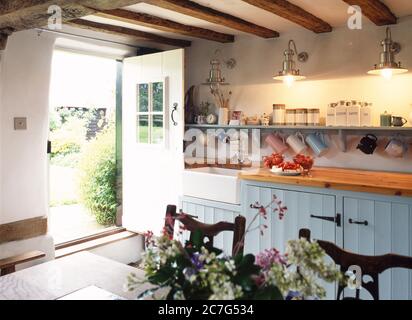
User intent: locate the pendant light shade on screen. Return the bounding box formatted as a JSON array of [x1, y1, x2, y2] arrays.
[[273, 40, 308, 86], [203, 49, 236, 94], [367, 27, 408, 79]]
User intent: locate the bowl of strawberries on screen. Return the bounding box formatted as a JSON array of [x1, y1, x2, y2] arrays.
[[293, 154, 314, 175], [263, 153, 284, 169]]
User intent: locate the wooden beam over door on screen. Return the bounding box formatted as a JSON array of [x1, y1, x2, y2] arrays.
[[342, 0, 397, 25], [97, 9, 235, 43], [241, 0, 332, 33], [144, 0, 279, 38], [67, 19, 191, 47]]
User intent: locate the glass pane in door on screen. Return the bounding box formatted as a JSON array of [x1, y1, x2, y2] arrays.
[[152, 114, 164, 144], [137, 83, 149, 112], [137, 115, 149, 143], [152, 82, 164, 112]]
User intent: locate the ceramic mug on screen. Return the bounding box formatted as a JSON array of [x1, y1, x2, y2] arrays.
[[357, 134, 378, 155], [305, 133, 329, 157], [265, 133, 289, 154], [385, 137, 407, 157], [286, 132, 307, 154], [392, 116, 408, 127], [216, 131, 230, 143]]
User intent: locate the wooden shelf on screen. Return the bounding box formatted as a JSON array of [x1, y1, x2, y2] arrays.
[[185, 124, 412, 132]]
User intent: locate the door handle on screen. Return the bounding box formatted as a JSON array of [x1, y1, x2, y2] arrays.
[[348, 218, 368, 226], [171, 103, 178, 126], [310, 213, 341, 227]]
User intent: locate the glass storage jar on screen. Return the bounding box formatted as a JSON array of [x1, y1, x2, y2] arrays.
[[307, 108, 320, 126], [272, 104, 286, 125], [285, 109, 296, 126], [295, 108, 308, 126]]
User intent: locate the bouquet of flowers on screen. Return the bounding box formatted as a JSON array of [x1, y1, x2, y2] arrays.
[[127, 196, 342, 300]]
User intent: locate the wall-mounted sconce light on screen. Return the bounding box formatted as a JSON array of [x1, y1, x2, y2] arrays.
[[273, 40, 309, 87], [203, 50, 236, 94], [367, 27, 408, 80]]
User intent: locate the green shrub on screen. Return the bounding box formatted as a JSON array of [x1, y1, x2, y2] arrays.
[[50, 116, 87, 161], [78, 126, 117, 226]]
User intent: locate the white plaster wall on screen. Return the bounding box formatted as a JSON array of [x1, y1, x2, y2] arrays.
[[0, 30, 56, 224], [186, 16, 412, 172]]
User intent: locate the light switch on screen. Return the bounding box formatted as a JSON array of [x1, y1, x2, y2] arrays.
[[14, 117, 27, 130]]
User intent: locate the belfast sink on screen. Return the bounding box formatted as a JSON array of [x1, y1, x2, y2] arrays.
[[182, 167, 258, 205]]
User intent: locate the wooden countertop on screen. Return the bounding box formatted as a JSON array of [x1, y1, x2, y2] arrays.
[[239, 167, 412, 198]]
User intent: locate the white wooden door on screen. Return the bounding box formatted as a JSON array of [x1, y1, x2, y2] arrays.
[[122, 49, 184, 233]]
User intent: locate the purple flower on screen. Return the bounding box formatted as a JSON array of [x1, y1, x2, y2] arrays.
[[255, 248, 287, 271], [190, 253, 204, 270]]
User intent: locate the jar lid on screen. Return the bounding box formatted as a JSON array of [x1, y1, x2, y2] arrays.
[[286, 109, 296, 113], [295, 108, 308, 112], [308, 108, 320, 113], [273, 104, 286, 109]]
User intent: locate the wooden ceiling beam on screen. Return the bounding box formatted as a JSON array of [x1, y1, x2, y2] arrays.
[[0, 1, 145, 31], [67, 18, 191, 47], [0, 27, 13, 50], [342, 0, 397, 25], [96, 9, 234, 43], [242, 0, 332, 33], [144, 0, 279, 38]]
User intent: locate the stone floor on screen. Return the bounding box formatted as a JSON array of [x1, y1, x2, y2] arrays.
[[49, 204, 113, 244]]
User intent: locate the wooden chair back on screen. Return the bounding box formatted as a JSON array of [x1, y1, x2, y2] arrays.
[[299, 228, 412, 300], [164, 205, 246, 256]]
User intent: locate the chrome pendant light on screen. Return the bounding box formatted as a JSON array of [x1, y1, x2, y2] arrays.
[[273, 40, 308, 87], [203, 49, 235, 94], [367, 27, 408, 79]]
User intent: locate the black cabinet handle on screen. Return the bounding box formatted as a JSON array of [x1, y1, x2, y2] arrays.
[[310, 214, 341, 227], [348, 218, 368, 226], [171, 103, 178, 126]]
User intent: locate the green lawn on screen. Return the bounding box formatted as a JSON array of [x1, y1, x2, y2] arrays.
[[137, 126, 163, 144]]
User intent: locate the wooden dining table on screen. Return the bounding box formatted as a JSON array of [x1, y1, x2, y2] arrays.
[[0, 252, 151, 300]]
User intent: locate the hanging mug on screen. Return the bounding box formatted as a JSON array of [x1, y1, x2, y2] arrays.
[[385, 136, 407, 157], [357, 134, 378, 155], [305, 133, 329, 157], [286, 132, 307, 154], [265, 133, 289, 154], [392, 116, 408, 127]]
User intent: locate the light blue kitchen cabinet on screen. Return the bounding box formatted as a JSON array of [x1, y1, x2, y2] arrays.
[[343, 197, 412, 300], [241, 180, 412, 300], [179, 196, 241, 256], [180, 181, 412, 300]]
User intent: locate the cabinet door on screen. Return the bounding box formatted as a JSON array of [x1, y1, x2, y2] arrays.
[[343, 197, 412, 300], [244, 185, 337, 300], [244, 185, 337, 254], [180, 199, 240, 256]]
